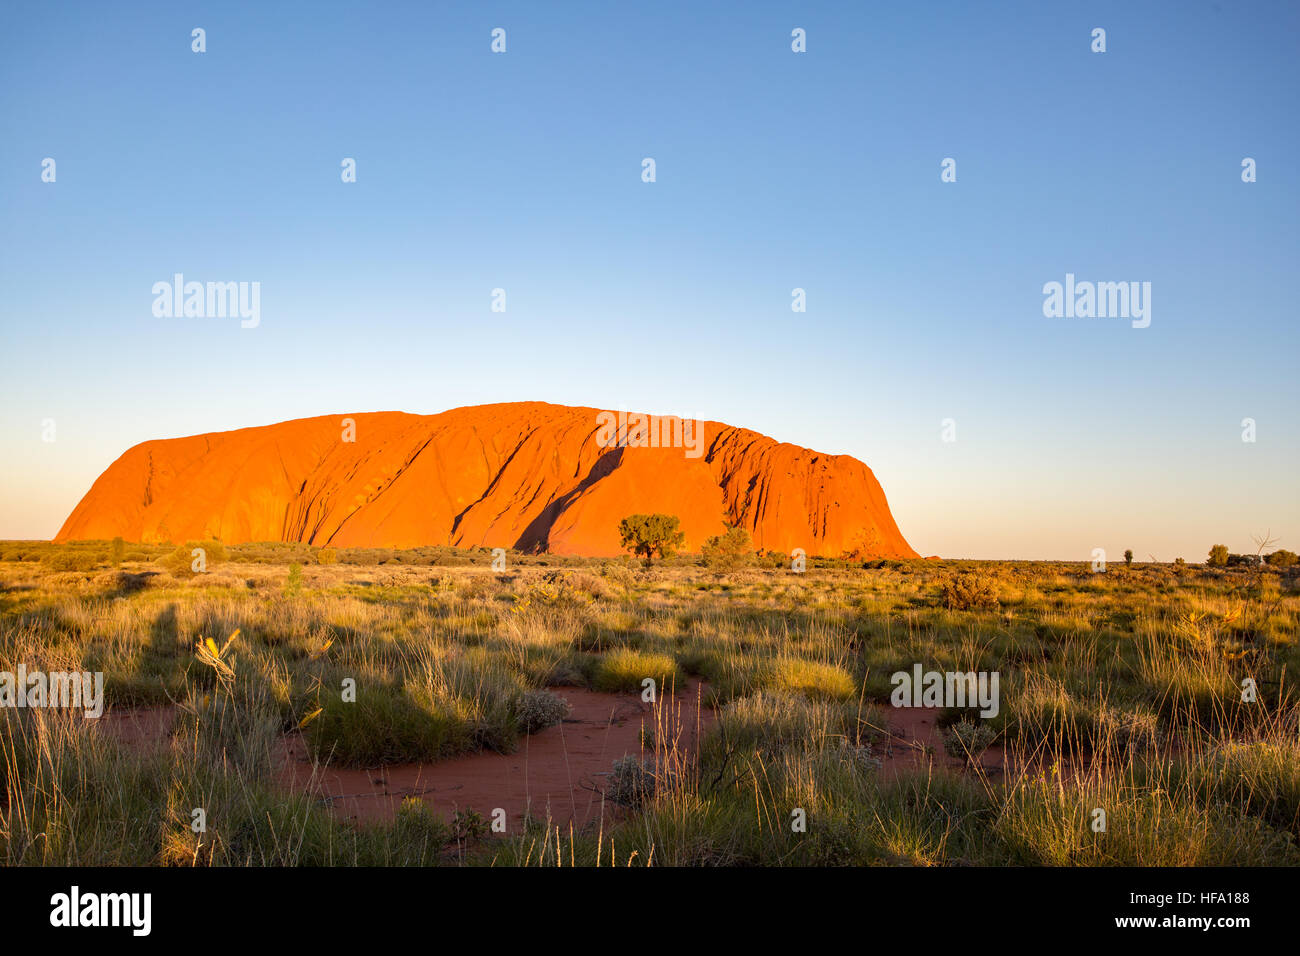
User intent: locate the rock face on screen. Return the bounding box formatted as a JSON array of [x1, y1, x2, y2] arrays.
[[55, 402, 918, 558]]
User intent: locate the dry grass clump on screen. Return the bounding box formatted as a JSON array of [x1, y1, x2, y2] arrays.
[[592, 648, 680, 694], [765, 658, 856, 701]]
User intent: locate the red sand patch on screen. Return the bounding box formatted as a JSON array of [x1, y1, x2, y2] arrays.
[[876, 707, 1004, 776], [279, 682, 713, 825], [95, 695, 1026, 826], [98, 705, 176, 749]]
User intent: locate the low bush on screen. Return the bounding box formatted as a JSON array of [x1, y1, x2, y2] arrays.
[[516, 690, 571, 734], [942, 719, 997, 763], [41, 550, 101, 572], [701, 526, 755, 571], [940, 573, 1000, 610]]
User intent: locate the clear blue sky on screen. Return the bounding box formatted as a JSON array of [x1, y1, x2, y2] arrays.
[[2, 0, 1297, 559]]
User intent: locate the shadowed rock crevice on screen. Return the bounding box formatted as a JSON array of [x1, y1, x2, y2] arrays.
[[514, 447, 625, 553]]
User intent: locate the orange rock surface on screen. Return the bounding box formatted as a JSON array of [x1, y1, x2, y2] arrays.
[[55, 402, 918, 558]]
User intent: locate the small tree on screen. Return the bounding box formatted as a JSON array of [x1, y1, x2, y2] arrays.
[[1265, 549, 1297, 568], [110, 536, 126, 567], [1123, 549, 1133, 566], [618, 514, 685, 565], [701, 525, 755, 571], [1207, 544, 1229, 567]]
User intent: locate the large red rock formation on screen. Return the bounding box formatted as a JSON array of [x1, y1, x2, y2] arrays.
[[54, 402, 918, 558]]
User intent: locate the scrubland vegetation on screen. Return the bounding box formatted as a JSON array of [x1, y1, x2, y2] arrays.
[[1, 538, 1297, 866]]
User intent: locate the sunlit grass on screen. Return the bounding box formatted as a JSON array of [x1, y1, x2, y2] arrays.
[[0, 543, 1297, 865]]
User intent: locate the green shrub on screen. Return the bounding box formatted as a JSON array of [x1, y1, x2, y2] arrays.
[[451, 808, 490, 841], [1207, 544, 1229, 567], [605, 755, 653, 808], [516, 690, 570, 734], [157, 539, 227, 575], [940, 573, 1000, 610], [41, 550, 100, 572], [395, 797, 451, 850], [701, 526, 755, 571], [942, 719, 997, 763]]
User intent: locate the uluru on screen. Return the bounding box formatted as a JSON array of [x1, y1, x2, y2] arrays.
[[55, 402, 917, 559]]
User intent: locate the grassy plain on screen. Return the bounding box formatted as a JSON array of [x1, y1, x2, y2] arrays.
[[1, 539, 1297, 866]]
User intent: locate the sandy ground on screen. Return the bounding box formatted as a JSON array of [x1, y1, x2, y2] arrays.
[[95, 686, 712, 827], [97, 705, 176, 750], [277, 682, 712, 825], [877, 706, 1005, 776], [95, 691, 1024, 826]]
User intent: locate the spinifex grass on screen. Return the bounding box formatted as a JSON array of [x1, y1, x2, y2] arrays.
[[0, 544, 1297, 865]]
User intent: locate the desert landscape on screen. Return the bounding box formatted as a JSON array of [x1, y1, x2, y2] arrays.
[[2, 4, 1295, 936], [2, 405, 1297, 866]]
